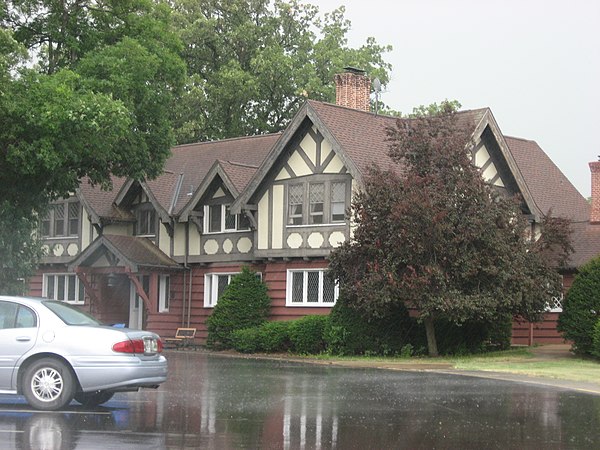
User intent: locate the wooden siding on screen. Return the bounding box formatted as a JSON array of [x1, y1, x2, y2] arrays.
[[512, 313, 565, 345]]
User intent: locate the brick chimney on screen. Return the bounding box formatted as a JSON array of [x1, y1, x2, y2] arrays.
[[334, 67, 371, 112], [590, 160, 600, 223]]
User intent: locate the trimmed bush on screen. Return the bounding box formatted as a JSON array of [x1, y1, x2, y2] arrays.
[[231, 321, 292, 353], [558, 257, 600, 355], [289, 315, 329, 354], [592, 319, 600, 359], [206, 267, 271, 349], [231, 327, 261, 353]]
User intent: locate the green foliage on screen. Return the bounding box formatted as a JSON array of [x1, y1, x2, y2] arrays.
[[592, 320, 600, 359], [558, 258, 600, 355], [328, 110, 571, 356], [0, 1, 185, 292], [289, 315, 329, 354], [0, 201, 44, 295], [324, 297, 425, 356], [231, 321, 292, 354], [434, 316, 512, 355], [206, 267, 271, 349], [169, 0, 392, 143]]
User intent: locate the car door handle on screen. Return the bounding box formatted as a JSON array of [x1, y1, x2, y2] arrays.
[[16, 336, 31, 342]]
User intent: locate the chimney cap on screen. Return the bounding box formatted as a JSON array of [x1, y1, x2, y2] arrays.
[[343, 66, 366, 75]]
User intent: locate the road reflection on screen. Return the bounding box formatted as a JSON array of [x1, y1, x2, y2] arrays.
[[0, 351, 599, 449]]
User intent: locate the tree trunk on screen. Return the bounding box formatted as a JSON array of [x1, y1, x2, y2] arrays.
[[424, 317, 439, 356]]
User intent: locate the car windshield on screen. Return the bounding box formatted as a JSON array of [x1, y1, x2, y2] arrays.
[[42, 301, 102, 326]]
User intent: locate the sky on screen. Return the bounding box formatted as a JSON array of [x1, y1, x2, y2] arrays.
[[307, 0, 600, 197]]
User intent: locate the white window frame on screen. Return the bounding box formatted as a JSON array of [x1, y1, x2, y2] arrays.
[[204, 272, 239, 308], [285, 269, 338, 307], [158, 275, 170, 312], [204, 271, 262, 307], [203, 205, 250, 234], [43, 273, 85, 305]]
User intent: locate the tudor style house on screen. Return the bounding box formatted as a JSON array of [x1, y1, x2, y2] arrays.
[[27, 69, 591, 345]]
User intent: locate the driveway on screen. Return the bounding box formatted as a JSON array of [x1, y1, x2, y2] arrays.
[[0, 350, 598, 448]]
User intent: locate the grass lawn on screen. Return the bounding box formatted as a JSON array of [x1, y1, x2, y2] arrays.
[[449, 348, 600, 384], [308, 347, 600, 385]]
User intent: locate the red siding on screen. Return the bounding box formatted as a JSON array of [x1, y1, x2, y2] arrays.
[[511, 313, 565, 345]]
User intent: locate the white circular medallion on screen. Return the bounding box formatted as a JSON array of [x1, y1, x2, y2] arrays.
[[287, 233, 303, 249], [329, 231, 346, 247], [53, 244, 64, 256], [203, 239, 219, 255], [237, 237, 252, 254], [67, 243, 79, 256], [308, 232, 324, 249], [223, 239, 233, 254]]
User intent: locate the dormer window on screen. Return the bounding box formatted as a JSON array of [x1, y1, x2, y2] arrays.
[[287, 179, 348, 226], [204, 204, 250, 234], [135, 206, 156, 236], [41, 200, 80, 238]]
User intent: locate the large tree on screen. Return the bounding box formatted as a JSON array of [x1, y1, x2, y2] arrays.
[[168, 0, 393, 143], [0, 1, 185, 292], [328, 104, 571, 356]]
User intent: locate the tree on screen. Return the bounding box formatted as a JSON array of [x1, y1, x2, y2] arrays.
[[328, 105, 570, 356], [206, 267, 271, 349], [168, 0, 392, 143], [558, 257, 600, 355], [0, 1, 185, 292]]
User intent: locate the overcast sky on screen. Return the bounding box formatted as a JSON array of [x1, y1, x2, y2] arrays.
[[308, 0, 600, 197]]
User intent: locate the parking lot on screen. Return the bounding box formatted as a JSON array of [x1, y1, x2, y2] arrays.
[[1, 350, 599, 449]]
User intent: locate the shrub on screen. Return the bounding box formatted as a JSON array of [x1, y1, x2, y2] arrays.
[[324, 298, 425, 356], [231, 328, 261, 353], [258, 321, 292, 352], [434, 315, 512, 355], [558, 257, 600, 355], [206, 267, 271, 349], [289, 315, 329, 354], [592, 319, 600, 359], [231, 321, 292, 353]]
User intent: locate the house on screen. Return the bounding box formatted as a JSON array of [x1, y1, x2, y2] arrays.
[[27, 68, 591, 345]]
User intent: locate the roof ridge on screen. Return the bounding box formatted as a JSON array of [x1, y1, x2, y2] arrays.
[[223, 160, 260, 169], [171, 132, 282, 150], [308, 99, 489, 120]]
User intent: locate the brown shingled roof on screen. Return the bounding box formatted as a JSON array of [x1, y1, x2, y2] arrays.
[[505, 136, 589, 221], [307, 100, 487, 178], [166, 133, 280, 215], [566, 222, 600, 269]]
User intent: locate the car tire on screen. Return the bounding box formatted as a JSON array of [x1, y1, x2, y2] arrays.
[[22, 358, 75, 411], [74, 391, 114, 407]]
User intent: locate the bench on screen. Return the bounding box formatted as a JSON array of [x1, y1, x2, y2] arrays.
[[163, 328, 197, 349]]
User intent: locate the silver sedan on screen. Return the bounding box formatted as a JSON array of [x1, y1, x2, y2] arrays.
[[0, 295, 167, 411]]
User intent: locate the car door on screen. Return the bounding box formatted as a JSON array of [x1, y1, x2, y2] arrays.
[[0, 301, 38, 391]]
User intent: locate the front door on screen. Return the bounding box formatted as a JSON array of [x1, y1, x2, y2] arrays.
[[129, 275, 149, 330]]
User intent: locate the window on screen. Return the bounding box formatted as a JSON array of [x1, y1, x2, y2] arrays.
[[288, 184, 304, 225], [309, 183, 324, 224], [158, 275, 170, 312], [286, 269, 338, 307], [204, 205, 250, 233], [204, 272, 261, 307], [331, 182, 346, 222], [135, 208, 156, 236], [0, 301, 36, 329], [44, 274, 85, 304], [287, 180, 347, 226], [41, 201, 80, 238], [204, 273, 237, 307]]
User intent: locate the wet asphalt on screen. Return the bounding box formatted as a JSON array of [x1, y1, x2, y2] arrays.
[[0, 349, 599, 449]]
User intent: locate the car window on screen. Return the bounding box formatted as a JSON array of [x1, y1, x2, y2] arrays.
[[42, 300, 101, 326], [0, 301, 37, 329]]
